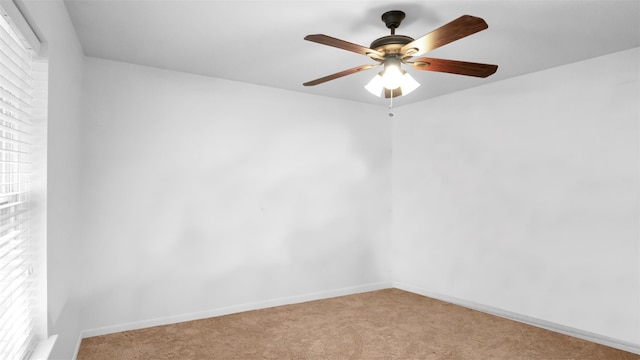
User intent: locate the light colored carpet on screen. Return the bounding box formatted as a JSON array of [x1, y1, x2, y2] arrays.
[[77, 289, 639, 359]]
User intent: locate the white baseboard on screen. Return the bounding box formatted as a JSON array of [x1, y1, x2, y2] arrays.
[[71, 332, 83, 360], [393, 281, 640, 355], [80, 281, 392, 340]]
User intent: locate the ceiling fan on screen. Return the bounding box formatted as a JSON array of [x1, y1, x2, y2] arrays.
[[303, 10, 498, 98]]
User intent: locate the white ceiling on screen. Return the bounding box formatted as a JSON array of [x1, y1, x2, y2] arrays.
[[63, 0, 639, 107]]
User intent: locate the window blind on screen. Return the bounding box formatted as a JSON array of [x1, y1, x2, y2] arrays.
[[0, 3, 36, 359]]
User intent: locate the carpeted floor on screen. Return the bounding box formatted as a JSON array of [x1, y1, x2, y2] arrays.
[[77, 289, 639, 359]]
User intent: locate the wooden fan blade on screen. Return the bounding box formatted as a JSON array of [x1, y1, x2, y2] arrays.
[[412, 57, 498, 78], [305, 34, 384, 58], [401, 15, 488, 58], [303, 64, 379, 86]]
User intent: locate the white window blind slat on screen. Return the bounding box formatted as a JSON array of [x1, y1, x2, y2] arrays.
[[0, 61, 31, 91], [0, 244, 27, 274], [0, 35, 30, 69], [0, 189, 27, 197], [0, 150, 29, 155], [0, 35, 31, 75], [0, 122, 31, 139], [0, 160, 30, 165], [0, 280, 30, 323], [0, 2, 38, 359], [0, 211, 27, 228], [0, 295, 30, 335], [0, 96, 31, 120], [0, 0, 40, 56], [0, 304, 33, 360], [0, 228, 24, 248], [0, 36, 30, 77], [0, 94, 31, 116], [0, 84, 29, 109], [0, 266, 29, 312], [0, 16, 32, 70], [0, 119, 30, 138], [0, 101, 32, 124], [0, 47, 30, 81], [0, 73, 31, 103], [0, 107, 30, 123], [0, 134, 30, 146], [0, 57, 30, 84], [0, 217, 26, 235]]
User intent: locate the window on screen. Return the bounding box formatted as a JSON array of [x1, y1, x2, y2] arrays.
[[0, 1, 45, 359]]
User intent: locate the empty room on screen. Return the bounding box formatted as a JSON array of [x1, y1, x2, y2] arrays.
[[0, 0, 638, 359]]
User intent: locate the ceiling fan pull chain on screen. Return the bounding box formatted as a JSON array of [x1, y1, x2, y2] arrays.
[[388, 89, 394, 117]]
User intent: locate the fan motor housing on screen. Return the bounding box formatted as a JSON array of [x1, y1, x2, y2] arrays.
[[369, 35, 414, 57]]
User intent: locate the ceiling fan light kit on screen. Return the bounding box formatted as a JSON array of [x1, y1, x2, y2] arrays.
[[303, 10, 498, 101], [364, 63, 421, 98]]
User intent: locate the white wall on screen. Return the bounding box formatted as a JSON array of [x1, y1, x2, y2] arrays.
[[392, 48, 639, 344], [20, 1, 85, 358], [16, 2, 638, 355], [76, 58, 392, 333]]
